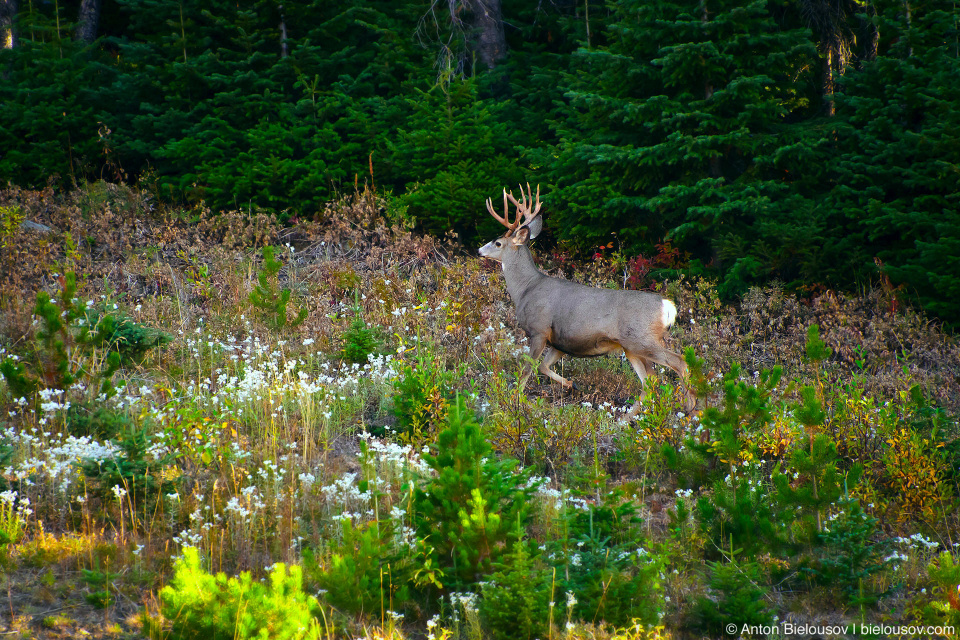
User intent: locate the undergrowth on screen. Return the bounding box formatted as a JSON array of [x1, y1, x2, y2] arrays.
[[0, 183, 957, 639]]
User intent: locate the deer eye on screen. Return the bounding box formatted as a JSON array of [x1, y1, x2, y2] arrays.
[[495, 241, 502, 247]]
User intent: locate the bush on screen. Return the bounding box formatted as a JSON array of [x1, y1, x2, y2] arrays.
[[152, 547, 321, 640], [480, 540, 552, 640], [249, 246, 306, 330], [413, 396, 534, 589], [803, 497, 891, 605], [693, 556, 773, 636], [555, 533, 665, 628], [303, 519, 408, 618], [340, 313, 381, 365], [390, 346, 463, 443]]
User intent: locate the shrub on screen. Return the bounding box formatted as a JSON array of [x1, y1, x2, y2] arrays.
[[923, 552, 960, 627], [304, 519, 408, 618], [152, 547, 321, 640], [66, 404, 134, 439], [555, 533, 665, 628], [249, 245, 307, 330], [693, 555, 773, 636], [479, 540, 552, 640], [82, 426, 175, 505], [0, 272, 167, 400], [82, 305, 172, 364], [341, 313, 381, 365], [390, 346, 463, 443], [413, 396, 534, 589], [803, 497, 891, 605]]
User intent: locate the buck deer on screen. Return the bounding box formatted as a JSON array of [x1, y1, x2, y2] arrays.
[[478, 184, 696, 418]]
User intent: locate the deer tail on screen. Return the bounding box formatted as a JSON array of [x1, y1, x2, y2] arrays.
[[661, 299, 678, 329]]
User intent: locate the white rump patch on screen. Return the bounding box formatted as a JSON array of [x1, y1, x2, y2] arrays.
[[661, 299, 678, 328]]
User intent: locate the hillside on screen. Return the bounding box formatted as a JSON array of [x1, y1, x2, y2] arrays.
[[0, 183, 957, 639]]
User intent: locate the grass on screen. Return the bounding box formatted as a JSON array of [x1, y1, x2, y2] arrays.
[[0, 182, 958, 638]]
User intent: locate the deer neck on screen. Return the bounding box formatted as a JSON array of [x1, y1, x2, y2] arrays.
[[502, 245, 545, 300]]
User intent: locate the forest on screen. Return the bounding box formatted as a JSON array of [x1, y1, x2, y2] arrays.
[[1, 0, 959, 324], [0, 1, 959, 639]]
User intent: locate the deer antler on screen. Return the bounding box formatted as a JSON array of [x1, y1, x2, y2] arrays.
[[486, 183, 541, 236], [506, 183, 541, 227], [486, 189, 517, 232]]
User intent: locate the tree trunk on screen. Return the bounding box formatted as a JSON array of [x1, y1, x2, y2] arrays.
[[1, 0, 17, 49], [822, 45, 835, 116], [75, 0, 101, 44], [463, 0, 506, 71], [279, 3, 288, 58]]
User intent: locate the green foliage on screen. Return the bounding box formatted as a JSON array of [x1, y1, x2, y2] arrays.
[[0, 205, 25, 248], [923, 552, 960, 627], [390, 346, 463, 443], [81, 426, 175, 505], [702, 363, 783, 469], [565, 489, 643, 546], [340, 314, 380, 365], [82, 306, 172, 364], [479, 540, 552, 640], [803, 498, 891, 606], [413, 395, 534, 589], [0, 272, 137, 399], [693, 553, 773, 636], [773, 435, 862, 545], [804, 324, 832, 365], [555, 533, 665, 627], [303, 519, 407, 618], [0, 493, 26, 547], [249, 246, 306, 331], [155, 547, 321, 640], [388, 78, 522, 244], [1, 0, 959, 324], [66, 404, 135, 439], [82, 563, 119, 609], [695, 466, 783, 557]]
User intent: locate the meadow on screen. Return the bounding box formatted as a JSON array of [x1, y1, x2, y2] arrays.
[[0, 182, 958, 639]]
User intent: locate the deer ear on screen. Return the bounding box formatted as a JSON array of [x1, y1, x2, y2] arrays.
[[520, 215, 542, 240]]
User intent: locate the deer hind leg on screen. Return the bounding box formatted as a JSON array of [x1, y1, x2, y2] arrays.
[[539, 346, 574, 390], [646, 346, 696, 412], [624, 352, 655, 418], [624, 347, 696, 417]]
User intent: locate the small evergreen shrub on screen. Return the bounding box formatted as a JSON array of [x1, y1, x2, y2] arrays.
[[804, 497, 891, 605], [923, 552, 960, 627], [555, 533, 665, 628], [413, 395, 534, 589], [340, 313, 380, 365], [0, 272, 167, 400], [152, 547, 321, 640], [249, 246, 307, 330], [479, 540, 552, 640], [66, 404, 134, 439], [82, 426, 174, 505], [693, 555, 773, 636], [303, 519, 407, 618], [390, 346, 463, 443], [82, 306, 172, 364]]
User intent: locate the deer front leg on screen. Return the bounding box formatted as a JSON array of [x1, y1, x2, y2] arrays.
[[539, 346, 574, 390], [519, 334, 548, 389]]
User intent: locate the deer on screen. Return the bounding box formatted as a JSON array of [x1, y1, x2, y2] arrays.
[[478, 184, 696, 418]]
